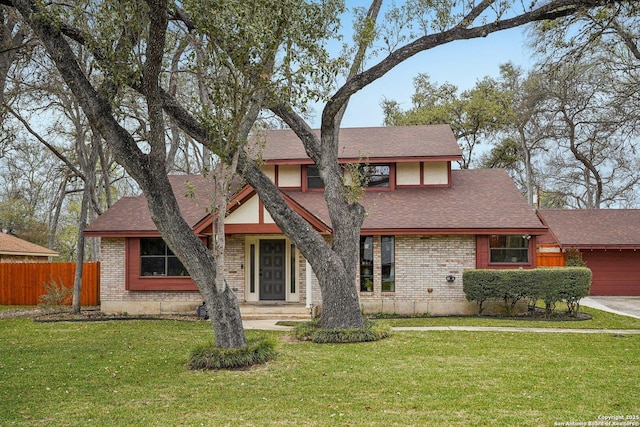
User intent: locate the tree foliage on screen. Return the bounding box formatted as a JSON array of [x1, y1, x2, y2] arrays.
[[1, 0, 630, 348]]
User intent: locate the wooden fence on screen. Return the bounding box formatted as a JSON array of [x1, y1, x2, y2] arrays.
[[537, 252, 566, 267], [0, 262, 100, 306]]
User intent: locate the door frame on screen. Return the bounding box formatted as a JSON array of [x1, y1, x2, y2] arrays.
[[244, 236, 299, 303]]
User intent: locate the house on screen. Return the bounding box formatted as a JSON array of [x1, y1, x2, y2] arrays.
[[537, 209, 640, 296], [85, 125, 547, 317], [0, 232, 58, 263]]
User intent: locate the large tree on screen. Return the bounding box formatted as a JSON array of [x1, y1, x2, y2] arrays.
[[3, 0, 629, 345], [5, 0, 345, 347], [537, 60, 640, 208]]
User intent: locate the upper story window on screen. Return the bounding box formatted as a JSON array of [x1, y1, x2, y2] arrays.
[[306, 163, 391, 190], [140, 238, 189, 276], [306, 165, 324, 189], [360, 164, 390, 188], [489, 235, 529, 263]]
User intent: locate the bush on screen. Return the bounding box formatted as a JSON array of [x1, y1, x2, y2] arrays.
[[187, 336, 277, 370], [463, 267, 592, 317], [462, 269, 502, 315], [293, 319, 391, 343], [39, 278, 72, 307]]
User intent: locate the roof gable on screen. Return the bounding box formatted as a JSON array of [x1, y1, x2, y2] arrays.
[[538, 209, 640, 248], [254, 125, 463, 164], [0, 233, 58, 257]]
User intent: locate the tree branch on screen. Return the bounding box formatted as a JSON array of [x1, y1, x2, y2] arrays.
[[324, 0, 624, 122], [5, 105, 85, 180]]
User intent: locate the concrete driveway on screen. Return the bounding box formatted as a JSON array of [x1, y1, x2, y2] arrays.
[[581, 296, 640, 319]]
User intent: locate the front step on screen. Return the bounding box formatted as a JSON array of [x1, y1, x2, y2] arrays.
[[240, 303, 312, 320]]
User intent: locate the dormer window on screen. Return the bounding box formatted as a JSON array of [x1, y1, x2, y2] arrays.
[[360, 164, 390, 188], [306, 165, 324, 189]]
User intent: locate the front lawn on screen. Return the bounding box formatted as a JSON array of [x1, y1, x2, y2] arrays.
[[383, 306, 640, 329], [1, 317, 638, 426]]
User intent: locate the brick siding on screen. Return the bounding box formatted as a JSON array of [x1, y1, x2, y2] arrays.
[[100, 234, 478, 316]]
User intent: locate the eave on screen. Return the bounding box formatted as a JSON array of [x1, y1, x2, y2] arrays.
[[360, 227, 547, 236], [264, 155, 462, 166], [0, 251, 58, 257]]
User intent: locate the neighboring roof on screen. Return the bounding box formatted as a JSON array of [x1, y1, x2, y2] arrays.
[[537, 209, 640, 249], [254, 125, 463, 164], [85, 175, 215, 236], [285, 169, 546, 234], [0, 233, 58, 257]]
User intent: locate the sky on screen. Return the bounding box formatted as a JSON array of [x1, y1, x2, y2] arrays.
[[315, 20, 535, 128]]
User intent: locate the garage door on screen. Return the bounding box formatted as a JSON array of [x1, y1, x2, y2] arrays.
[[581, 250, 640, 295]]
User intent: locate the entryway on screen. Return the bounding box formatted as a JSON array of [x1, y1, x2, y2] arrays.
[[259, 239, 286, 300]]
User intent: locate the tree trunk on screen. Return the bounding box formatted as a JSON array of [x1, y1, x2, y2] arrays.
[[11, 0, 248, 348], [206, 286, 246, 348], [71, 180, 89, 314]]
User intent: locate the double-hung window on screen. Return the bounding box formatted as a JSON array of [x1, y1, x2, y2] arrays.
[[489, 235, 529, 263], [306, 165, 324, 189]]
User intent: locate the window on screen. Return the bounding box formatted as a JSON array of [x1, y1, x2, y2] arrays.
[[290, 244, 296, 293], [306, 165, 324, 189], [489, 235, 529, 263], [140, 238, 189, 276], [360, 236, 374, 292], [360, 164, 390, 188], [381, 236, 395, 292]]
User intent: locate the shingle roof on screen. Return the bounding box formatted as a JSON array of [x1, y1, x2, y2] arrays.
[[286, 169, 546, 233], [254, 125, 462, 163], [0, 233, 58, 257], [85, 175, 215, 235], [538, 209, 640, 248]]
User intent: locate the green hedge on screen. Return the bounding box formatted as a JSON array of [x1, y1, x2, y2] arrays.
[[463, 268, 592, 316]]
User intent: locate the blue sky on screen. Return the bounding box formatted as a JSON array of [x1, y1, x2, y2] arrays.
[[322, 24, 534, 128]]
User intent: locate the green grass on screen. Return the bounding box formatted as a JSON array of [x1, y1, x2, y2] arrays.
[[0, 305, 36, 313], [383, 306, 640, 329], [1, 317, 638, 426]]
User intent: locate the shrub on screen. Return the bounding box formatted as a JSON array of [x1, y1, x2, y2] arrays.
[[462, 269, 502, 315], [39, 277, 72, 307], [187, 336, 277, 370], [463, 267, 592, 317], [557, 267, 592, 315], [565, 249, 587, 267], [293, 319, 391, 343]]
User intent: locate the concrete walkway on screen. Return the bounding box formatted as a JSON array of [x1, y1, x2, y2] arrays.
[[581, 296, 640, 319], [242, 321, 640, 334], [243, 296, 640, 333]]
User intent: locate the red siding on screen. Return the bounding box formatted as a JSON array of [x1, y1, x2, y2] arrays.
[[476, 235, 536, 269], [126, 238, 198, 291], [582, 250, 640, 296]]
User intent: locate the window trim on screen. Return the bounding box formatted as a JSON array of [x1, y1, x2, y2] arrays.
[[488, 235, 530, 265], [140, 238, 189, 277], [126, 237, 198, 291]]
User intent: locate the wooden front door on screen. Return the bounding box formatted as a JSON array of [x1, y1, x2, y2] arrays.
[[259, 239, 286, 300]]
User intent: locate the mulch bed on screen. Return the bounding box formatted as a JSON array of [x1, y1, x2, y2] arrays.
[[0, 307, 205, 322]]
